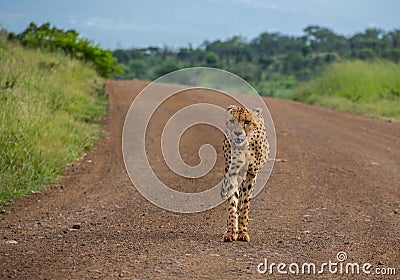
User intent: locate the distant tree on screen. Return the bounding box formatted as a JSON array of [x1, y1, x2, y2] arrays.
[[257, 57, 275, 70], [146, 46, 161, 55], [204, 51, 219, 67], [206, 36, 248, 64], [250, 32, 290, 56], [154, 63, 180, 77], [357, 48, 376, 60], [349, 29, 386, 58], [113, 49, 131, 64], [129, 60, 147, 79], [363, 28, 383, 52], [230, 61, 258, 82], [388, 30, 400, 48], [177, 47, 190, 61], [303, 25, 349, 55], [383, 49, 400, 63]]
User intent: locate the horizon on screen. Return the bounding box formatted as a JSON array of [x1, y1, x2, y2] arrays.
[[1, 0, 399, 50]]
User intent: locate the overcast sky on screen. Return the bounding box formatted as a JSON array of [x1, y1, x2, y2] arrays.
[[1, 0, 399, 49]]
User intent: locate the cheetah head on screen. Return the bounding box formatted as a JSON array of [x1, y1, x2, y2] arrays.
[[225, 105, 261, 147]]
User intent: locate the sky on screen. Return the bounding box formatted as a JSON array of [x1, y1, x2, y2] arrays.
[[0, 0, 399, 50]]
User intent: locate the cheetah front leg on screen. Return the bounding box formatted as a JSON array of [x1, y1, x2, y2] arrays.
[[222, 154, 248, 242], [237, 173, 256, 242], [222, 171, 247, 242], [221, 153, 247, 200], [223, 190, 239, 242]]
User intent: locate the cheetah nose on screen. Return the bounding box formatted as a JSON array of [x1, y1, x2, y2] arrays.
[[234, 131, 242, 136]]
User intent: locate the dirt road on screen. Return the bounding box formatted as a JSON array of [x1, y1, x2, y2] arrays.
[[1, 80, 399, 279]]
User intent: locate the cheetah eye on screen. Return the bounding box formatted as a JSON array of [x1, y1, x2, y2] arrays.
[[244, 120, 251, 125], [229, 119, 235, 124]]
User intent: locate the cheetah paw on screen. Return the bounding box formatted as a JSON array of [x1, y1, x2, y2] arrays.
[[223, 232, 238, 242], [237, 232, 250, 242]]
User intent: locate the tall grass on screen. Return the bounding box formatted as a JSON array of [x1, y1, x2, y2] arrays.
[[0, 38, 107, 209], [294, 60, 400, 122]]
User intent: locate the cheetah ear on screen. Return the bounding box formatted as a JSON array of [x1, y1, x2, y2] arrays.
[[227, 105, 237, 112], [252, 107, 262, 114]]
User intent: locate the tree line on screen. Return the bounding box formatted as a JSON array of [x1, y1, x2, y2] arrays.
[[113, 25, 400, 97]]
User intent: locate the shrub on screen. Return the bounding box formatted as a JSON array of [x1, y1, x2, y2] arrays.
[[8, 22, 123, 78]]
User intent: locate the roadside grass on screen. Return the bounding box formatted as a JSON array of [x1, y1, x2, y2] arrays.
[[293, 60, 400, 122], [0, 38, 107, 210]]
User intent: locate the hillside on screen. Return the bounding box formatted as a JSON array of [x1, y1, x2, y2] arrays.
[[0, 37, 107, 208]]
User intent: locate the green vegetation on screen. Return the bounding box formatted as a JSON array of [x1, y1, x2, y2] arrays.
[[113, 25, 400, 121], [8, 22, 123, 78], [112, 26, 400, 101], [294, 60, 400, 122], [0, 35, 107, 210]]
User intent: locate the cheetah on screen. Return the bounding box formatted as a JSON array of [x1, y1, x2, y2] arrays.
[[221, 105, 269, 242]]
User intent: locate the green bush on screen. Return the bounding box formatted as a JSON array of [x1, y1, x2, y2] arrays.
[[8, 22, 122, 78]]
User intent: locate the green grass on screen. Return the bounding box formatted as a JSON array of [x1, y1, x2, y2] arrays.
[[293, 60, 400, 122], [0, 38, 107, 210]]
